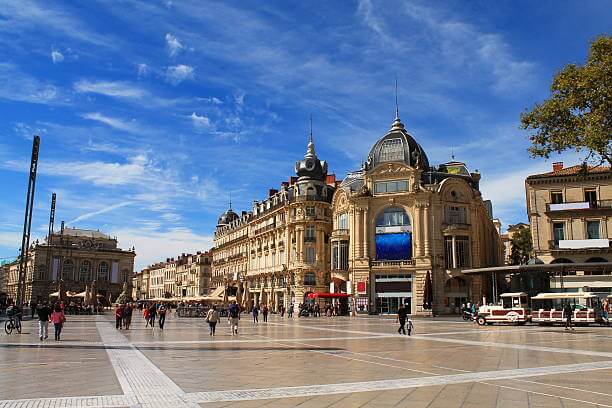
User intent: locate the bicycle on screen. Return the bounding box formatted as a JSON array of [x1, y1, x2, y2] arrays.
[[4, 315, 22, 334]]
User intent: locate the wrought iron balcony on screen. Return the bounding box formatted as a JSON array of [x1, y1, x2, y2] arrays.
[[546, 200, 612, 212]]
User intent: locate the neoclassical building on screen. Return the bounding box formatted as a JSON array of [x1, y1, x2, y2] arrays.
[[213, 137, 336, 311], [3, 227, 135, 304], [330, 114, 503, 315]]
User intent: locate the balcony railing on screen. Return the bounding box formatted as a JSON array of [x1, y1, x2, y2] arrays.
[[304, 236, 316, 243], [547, 200, 612, 212], [370, 259, 415, 267], [549, 239, 611, 250]]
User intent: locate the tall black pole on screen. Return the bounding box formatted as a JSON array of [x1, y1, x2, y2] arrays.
[[16, 136, 40, 306], [46, 193, 56, 284]]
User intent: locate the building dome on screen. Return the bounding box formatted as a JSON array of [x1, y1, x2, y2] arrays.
[[217, 208, 239, 227], [367, 116, 429, 170]]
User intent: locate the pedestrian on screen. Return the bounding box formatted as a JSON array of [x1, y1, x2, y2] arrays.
[[50, 304, 66, 341], [602, 299, 610, 325], [262, 305, 268, 322], [314, 303, 320, 317], [563, 302, 574, 331], [406, 317, 414, 336], [30, 300, 37, 319], [158, 303, 167, 330], [288, 303, 294, 318], [148, 304, 157, 328], [36, 302, 51, 341], [143, 305, 150, 327], [397, 303, 407, 335], [123, 303, 133, 330], [228, 301, 240, 335], [206, 305, 219, 336], [252, 305, 259, 323], [115, 304, 124, 330]]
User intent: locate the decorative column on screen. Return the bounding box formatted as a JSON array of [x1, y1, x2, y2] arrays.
[[356, 208, 363, 258], [297, 228, 303, 262], [451, 235, 457, 269], [423, 204, 431, 256], [414, 204, 423, 257], [363, 208, 369, 259]]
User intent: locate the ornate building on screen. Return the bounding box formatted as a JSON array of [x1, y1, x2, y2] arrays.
[[133, 251, 213, 300], [213, 136, 336, 311], [330, 113, 502, 315], [3, 227, 135, 304]]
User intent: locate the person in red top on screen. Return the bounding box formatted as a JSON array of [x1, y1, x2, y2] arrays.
[[50, 304, 66, 341], [115, 304, 124, 330]]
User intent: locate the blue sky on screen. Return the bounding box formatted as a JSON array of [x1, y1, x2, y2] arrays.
[[0, 0, 610, 270]]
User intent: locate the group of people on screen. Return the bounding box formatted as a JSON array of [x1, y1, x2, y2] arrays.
[[30, 302, 67, 341], [113, 303, 135, 330]]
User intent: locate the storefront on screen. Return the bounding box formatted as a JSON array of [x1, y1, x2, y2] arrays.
[[374, 274, 412, 314]]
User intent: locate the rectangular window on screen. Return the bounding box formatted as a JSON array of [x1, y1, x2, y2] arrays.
[[584, 189, 597, 203], [374, 180, 409, 194], [445, 206, 467, 224], [586, 220, 600, 239], [551, 191, 564, 204], [305, 206, 315, 217], [553, 222, 565, 246], [305, 225, 316, 242], [340, 241, 349, 271], [306, 247, 316, 264], [331, 242, 339, 270], [337, 213, 348, 230], [444, 237, 453, 269], [379, 138, 404, 162], [456, 237, 470, 268]]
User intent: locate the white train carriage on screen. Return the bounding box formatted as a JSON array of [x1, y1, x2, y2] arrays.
[[476, 292, 530, 326], [531, 292, 602, 325]]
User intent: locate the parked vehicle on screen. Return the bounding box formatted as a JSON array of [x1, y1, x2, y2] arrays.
[[531, 292, 602, 326], [476, 292, 530, 326]]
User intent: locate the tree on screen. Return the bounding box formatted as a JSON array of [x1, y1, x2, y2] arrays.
[[520, 35, 612, 166], [510, 227, 533, 265]]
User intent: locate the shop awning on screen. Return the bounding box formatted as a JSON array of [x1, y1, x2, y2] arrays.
[[307, 292, 351, 299]]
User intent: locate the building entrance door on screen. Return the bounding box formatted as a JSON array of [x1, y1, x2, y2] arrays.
[[376, 296, 411, 314]]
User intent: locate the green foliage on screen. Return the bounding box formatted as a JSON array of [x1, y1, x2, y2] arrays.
[[521, 35, 612, 166], [510, 227, 533, 265]]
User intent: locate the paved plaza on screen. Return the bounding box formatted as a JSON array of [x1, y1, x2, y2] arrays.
[[0, 313, 611, 408]]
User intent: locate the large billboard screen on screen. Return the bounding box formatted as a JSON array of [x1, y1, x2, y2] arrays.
[[375, 232, 412, 260]]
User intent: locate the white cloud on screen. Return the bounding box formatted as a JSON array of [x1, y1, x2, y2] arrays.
[[165, 33, 184, 57], [68, 201, 135, 224], [112, 227, 213, 270], [190, 112, 211, 131], [165, 64, 194, 85], [74, 79, 146, 98], [136, 63, 149, 78], [81, 112, 141, 134], [51, 48, 64, 63], [0, 63, 62, 104], [356, 0, 394, 45]]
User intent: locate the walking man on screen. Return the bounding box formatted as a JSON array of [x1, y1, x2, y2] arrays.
[[228, 301, 240, 335], [123, 303, 133, 330], [288, 303, 294, 318], [36, 302, 51, 341], [564, 302, 574, 331], [397, 304, 408, 335], [115, 304, 124, 330], [158, 303, 167, 330], [262, 305, 269, 322], [148, 304, 157, 328], [252, 305, 259, 323]]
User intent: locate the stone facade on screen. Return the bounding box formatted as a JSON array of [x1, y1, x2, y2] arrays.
[[3, 227, 135, 305], [133, 251, 212, 299], [525, 162, 612, 292], [213, 137, 336, 311], [331, 115, 503, 315]]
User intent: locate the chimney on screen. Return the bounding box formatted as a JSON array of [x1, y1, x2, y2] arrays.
[[269, 188, 278, 197], [553, 162, 564, 172]]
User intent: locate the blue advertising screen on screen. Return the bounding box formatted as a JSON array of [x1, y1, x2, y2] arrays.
[[375, 232, 412, 260]]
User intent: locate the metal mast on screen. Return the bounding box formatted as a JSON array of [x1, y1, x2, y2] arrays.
[[16, 136, 40, 306], [46, 193, 56, 283]]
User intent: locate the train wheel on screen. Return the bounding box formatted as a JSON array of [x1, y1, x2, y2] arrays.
[[477, 316, 486, 326]]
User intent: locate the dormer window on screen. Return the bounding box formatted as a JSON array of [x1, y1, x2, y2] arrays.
[[379, 138, 404, 163]]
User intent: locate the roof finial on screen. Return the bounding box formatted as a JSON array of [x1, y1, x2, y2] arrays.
[[309, 114, 313, 144], [229, 191, 232, 210], [395, 75, 399, 120], [451, 146, 455, 161]]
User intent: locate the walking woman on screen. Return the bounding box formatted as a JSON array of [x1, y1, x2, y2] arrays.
[[50, 304, 66, 341], [158, 303, 167, 330], [206, 305, 219, 336]]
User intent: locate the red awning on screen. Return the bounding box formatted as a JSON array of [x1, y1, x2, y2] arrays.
[[307, 292, 351, 299]]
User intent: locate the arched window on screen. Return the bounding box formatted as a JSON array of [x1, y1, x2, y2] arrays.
[[550, 258, 573, 264], [303, 273, 316, 286], [98, 261, 109, 282], [375, 207, 412, 260], [79, 260, 92, 282], [62, 259, 74, 281]]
